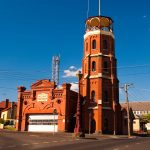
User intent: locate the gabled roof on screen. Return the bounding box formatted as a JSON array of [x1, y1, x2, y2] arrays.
[[1, 107, 11, 112], [0, 101, 11, 109], [31, 79, 55, 89], [0, 101, 17, 110], [121, 101, 150, 111]]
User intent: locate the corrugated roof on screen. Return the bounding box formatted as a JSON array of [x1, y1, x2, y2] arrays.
[[121, 101, 150, 111]]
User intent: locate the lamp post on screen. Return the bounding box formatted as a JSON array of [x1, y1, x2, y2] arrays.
[[74, 71, 85, 137], [53, 108, 57, 136], [88, 110, 91, 134]]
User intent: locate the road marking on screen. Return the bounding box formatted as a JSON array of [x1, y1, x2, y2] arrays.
[[30, 135, 38, 137], [60, 140, 66, 142], [136, 143, 140, 145], [52, 141, 58, 142], [8, 145, 16, 148], [43, 142, 50, 144], [68, 140, 74, 142], [76, 139, 80, 141], [22, 144, 29, 146], [113, 148, 119, 150], [32, 143, 39, 145]]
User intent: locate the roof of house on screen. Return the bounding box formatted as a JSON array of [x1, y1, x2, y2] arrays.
[[121, 101, 150, 111], [0, 101, 11, 109], [1, 107, 11, 112]]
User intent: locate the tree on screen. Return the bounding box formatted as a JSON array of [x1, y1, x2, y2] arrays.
[[0, 118, 4, 124], [141, 114, 150, 123]]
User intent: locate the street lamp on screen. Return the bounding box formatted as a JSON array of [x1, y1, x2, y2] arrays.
[[74, 70, 85, 137], [53, 108, 57, 135], [88, 109, 91, 135]]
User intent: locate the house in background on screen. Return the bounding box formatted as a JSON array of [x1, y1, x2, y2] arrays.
[[121, 101, 150, 133], [0, 99, 11, 116], [1, 101, 17, 126], [0, 99, 17, 127]]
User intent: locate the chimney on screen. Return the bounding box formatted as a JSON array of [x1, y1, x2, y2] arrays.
[[5, 99, 9, 108]]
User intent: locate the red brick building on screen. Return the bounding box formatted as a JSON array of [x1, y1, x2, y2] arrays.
[[16, 15, 123, 134], [16, 79, 78, 132], [80, 16, 122, 134]]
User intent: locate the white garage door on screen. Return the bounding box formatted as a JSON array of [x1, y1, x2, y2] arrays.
[[28, 114, 58, 132]]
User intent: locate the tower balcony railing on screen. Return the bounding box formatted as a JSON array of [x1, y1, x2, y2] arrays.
[[85, 16, 113, 33]]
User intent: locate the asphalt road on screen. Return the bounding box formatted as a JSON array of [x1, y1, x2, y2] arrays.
[[0, 130, 150, 150]]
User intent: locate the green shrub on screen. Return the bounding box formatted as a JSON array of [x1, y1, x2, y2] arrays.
[[4, 120, 10, 126], [4, 126, 16, 131], [0, 118, 4, 124]]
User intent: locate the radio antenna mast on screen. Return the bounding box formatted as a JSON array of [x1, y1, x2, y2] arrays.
[[99, 0, 101, 16], [87, 0, 90, 18]]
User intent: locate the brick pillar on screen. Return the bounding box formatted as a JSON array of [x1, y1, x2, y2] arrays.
[[62, 83, 71, 132], [16, 86, 26, 131]]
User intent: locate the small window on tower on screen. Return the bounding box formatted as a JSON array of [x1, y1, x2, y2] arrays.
[[92, 39, 96, 49], [103, 61, 108, 73], [104, 90, 108, 102], [92, 61, 96, 71], [86, 42, 88, 51], [91, 90, 96, 102], [85, 64, 86, 73], [103, 39, 108, 50]]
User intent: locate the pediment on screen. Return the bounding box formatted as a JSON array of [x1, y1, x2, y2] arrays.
[[31, 79, 55, 89]]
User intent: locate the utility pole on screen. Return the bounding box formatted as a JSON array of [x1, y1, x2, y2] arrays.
[[124, 83, 133, 138], [74, 71, 85, 137]]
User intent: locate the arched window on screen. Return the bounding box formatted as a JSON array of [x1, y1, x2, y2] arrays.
[[91, 90, 96, 101], [104, 90, 108, 102], [92, 39, 96, 49], [92, 61, 96, 71], [103, 61, 108, 73], [103, 39, 107, 49]]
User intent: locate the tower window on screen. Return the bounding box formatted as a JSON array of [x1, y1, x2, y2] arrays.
[[104, 90, 108, 102], [85, 64, 86, 73], [103, 61, 108, 73], [91, 90, 96, 102], [86, 42, 88, 51], [92, 39, 96, 49], [92, 61, 96, 71], [103, 39, 108, 50]]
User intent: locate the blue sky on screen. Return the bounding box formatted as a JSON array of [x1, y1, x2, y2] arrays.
[[0, 0, 150, 102]]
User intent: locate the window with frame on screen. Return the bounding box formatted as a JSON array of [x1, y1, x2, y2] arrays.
[[103, 61, 109, 73], [92, 39, 96, 49], [103, 39, 108, 49], [92, 61, 96, 71], [104, 90, 108, 102], [85, 64, 86, 73], [91, 90, 96, 102], [86, 42, 88, 51]]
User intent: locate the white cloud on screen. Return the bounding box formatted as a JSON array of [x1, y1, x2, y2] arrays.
[[69, 66, 76, 70], [63, 66, 81, 78], [70, 82, 78, 92]]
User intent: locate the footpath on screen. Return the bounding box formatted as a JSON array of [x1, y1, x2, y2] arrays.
[[0, 129, 137, 140]]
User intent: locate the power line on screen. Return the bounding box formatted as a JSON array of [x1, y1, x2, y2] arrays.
[[0, 63, 150, 73]]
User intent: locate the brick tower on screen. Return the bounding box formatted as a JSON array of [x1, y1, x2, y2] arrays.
[[80, 16, 121, 134]]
